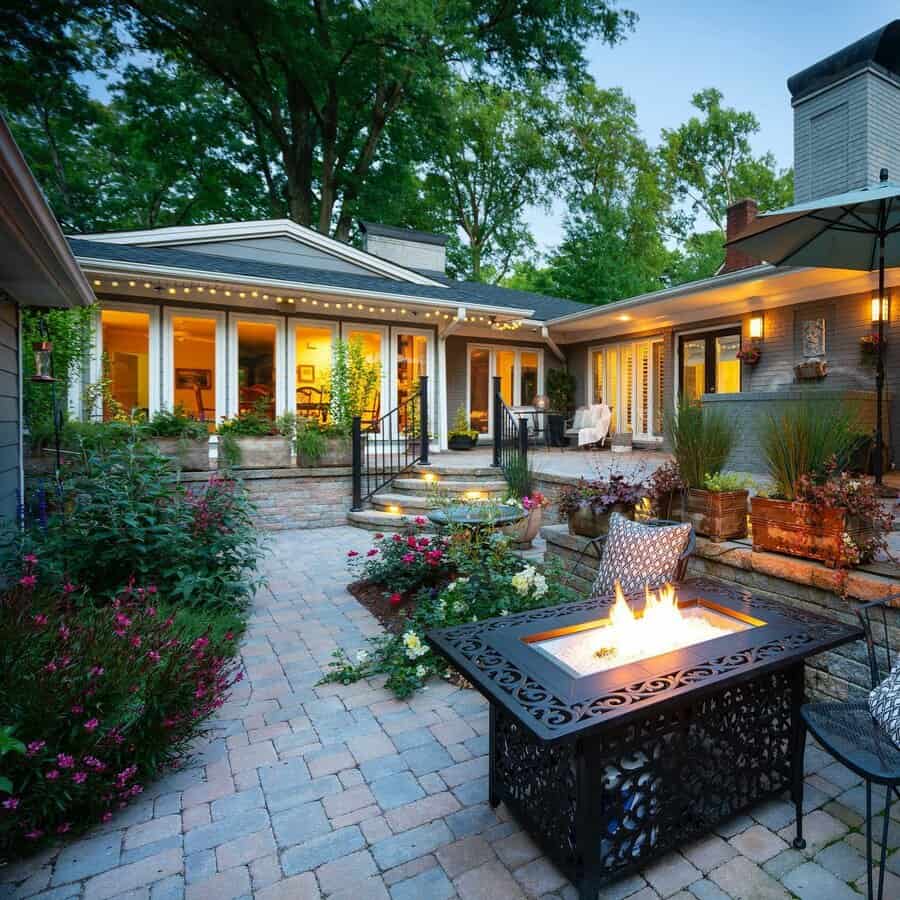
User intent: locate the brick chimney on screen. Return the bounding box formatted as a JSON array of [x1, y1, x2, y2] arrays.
[[723, 198, 759, 273]]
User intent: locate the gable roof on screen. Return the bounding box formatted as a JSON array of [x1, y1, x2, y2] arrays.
[[451, 281, 594, 321]]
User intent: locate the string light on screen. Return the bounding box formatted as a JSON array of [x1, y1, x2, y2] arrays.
[[225, 291, 231, 296], [128, 280, 136, 287], [209, 288, 216, 295], [111, 281, 119, 287], [197, 286, 204, 292], [168, 288, 176, 294], [336, 303, 342, 309], [93, 279, 101, 286], [287, 298, 295, 304], [143, 282, 151, 289]]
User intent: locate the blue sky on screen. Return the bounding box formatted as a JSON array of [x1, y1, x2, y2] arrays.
[[525, 2, 900, 249]]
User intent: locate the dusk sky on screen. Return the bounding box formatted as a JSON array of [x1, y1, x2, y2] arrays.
[[525, 1, 900, 249]]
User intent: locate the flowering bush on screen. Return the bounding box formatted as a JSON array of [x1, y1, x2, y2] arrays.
[[0, 570, 241, 858], [558, 474, 644, 518], [348, 520, 454, 596], [736, 345, 761, 365], [4, 440, 264, 612], [644, 461, 683, 518], [502, 491, 549, 512], [860, 333, 886, 368], [324, 537, 575, 698]]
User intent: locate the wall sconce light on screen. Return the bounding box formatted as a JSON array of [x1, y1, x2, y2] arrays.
[[748, 315, 764, 341], [872, 296, 888, 323]]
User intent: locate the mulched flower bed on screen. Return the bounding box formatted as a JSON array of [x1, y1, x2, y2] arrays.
[[348, 579, 452, 633]]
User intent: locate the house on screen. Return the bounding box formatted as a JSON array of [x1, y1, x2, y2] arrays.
[[53, 19, 900, 505], [0, 116, 94, 523]]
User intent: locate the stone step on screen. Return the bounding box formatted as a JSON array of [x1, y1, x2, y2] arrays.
[[346, 508, 435, 532], [412, 463, 500, 479], [392, 477, 508, 495], [371, 492, 440, 511]]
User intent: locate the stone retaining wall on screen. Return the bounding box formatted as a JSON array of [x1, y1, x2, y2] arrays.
[[183, 467, 352, 531], [542, 523, 900, 704]]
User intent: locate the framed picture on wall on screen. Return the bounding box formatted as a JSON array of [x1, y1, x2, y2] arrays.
[[298, 364, 316, 383], [175, 368, 212, 389]]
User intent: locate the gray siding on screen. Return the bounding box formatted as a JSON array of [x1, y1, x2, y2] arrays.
[[0, 298, 19, 524], [866, 73, 900, 185], [174, 236, 381, 276]]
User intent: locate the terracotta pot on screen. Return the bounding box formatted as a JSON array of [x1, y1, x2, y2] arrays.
[[219, 435, 291, 469], [297, 437, 351, 468], [567, 501, 634, 538], [750, 496, 873, 568], [148, 436, 210, 471], [794, 360, 828, 381], [685, 488, 749, 542], [502, 506, 543, 548], [448, 434, 477, 451]]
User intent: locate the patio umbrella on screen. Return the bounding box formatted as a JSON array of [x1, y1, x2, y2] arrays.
[[725, 168, 900, 483]]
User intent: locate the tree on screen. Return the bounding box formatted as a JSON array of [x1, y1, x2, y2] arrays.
[[114, 0, 635, 239], [422, 80, 559, 282], [665, 230, 724, 285], [660, 88, 793, 235]]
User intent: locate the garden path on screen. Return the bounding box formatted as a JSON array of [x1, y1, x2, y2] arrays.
[[3, 526, 899, 900]]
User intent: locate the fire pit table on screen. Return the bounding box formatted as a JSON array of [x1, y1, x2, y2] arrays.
[[426, 578, 861, 898]]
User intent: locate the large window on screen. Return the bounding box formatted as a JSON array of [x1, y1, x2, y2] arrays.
[[295, 323, 333, 423], [520, 351, 539, 405], [467, 345, 544, 435], [396, 333, 427, 431], [101, 309, 149, 419], [237, 320, 277, 418], [172, 316, 217, 422], [345, 328, 383, 422], [590, 339, 664, 439], [469, 348, 490, 434], [678, 328, 741, 400]]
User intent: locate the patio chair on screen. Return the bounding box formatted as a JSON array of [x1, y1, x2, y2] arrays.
[[794, 595, 900, 900], [565, 513, 696, 595], [564, 403, 611, 449]]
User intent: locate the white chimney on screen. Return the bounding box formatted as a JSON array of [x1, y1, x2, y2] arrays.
[[359, 222, 448, 275]]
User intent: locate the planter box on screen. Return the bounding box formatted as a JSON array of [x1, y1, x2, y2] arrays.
[[567, 502, 634, 538], [220, 436, 292, 469], [297, 437, 351, 468], [448, 434, 477, 451], [149, 437, 210, 471], [750, 496, 873, 567], [794, 360, 828, 381], [685, 488, 749, 542]]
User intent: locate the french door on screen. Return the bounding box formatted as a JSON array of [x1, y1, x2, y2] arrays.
[[679, 329, 741, 401], [467, 345, 544, 435]]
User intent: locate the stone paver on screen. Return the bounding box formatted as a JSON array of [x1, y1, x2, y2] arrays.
[[9, 526, 886, 900]]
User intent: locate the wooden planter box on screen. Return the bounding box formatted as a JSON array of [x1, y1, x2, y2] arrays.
[[220, 436, 292, 469], [685, 488, 748, 542], [567, 502, 634, 538], [750, 496, 873, 568], [149, 437, 210, 471], [297, 437, 351, 468]]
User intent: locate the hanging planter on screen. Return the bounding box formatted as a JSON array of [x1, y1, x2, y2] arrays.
[[736, 345, 761, 366], [794, 360, 828, 381], [859, 333, 885, 369]]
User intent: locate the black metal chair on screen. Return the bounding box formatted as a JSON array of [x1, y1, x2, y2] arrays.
[[795, 595, 900, 900], [565, 517, 697, 593]]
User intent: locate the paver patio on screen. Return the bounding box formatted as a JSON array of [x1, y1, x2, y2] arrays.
[[3, 525, 899, 900]]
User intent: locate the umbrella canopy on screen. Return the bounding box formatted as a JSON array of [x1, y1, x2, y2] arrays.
[[726, 169, 900, 483]]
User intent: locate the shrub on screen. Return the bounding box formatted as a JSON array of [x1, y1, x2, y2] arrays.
[[0, 572, 241, 857], [325, 534, 575, 697], [448, 406, 477, 441], [644, 461, 684, 518], [141, 405, 209, 440], [759, 399, 864, 500], [701, 472, 754, 493], [545, 368, 575, 416], [4, 440, 264, 612], [558, 474, 644, 518], [665, 399, 736, 489]]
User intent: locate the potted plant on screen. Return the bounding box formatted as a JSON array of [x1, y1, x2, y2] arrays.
[[218, 399, 291, 468], [140, 405, 210, 471], [545, 368, 575, 447], [645, 461, 684, 520], [293, 419, 352, 467], [794, 360, 828, 380], [750, 399, 883, 566], [448, 405, 478, 450], [737, 345, 761, 366], [666, 399, 746, 540], [558, 473, 643, 537], [860, 333, 885, 368]]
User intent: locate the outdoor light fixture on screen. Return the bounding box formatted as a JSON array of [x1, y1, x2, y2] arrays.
[[387, 504, 401, 514], [872, 296, 888, 323], [423, 473, 437, 484], [748, 315, 764, 340], [31, 341, 55, 383]]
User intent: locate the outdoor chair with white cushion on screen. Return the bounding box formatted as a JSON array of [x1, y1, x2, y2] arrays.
[[564, 403, 611, 448]]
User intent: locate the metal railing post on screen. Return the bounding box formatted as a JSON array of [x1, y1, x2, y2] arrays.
[[418, 375, 430, 465], [492, 375, 502, 468], [518, 416, 529, 467], [351, 415, 363, 511]]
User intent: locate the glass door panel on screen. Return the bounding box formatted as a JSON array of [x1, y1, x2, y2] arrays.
[[520, 351, 539, 406], [346, 329, 383, 423], [497, 350, 515, 406], [397, 333, 427, 431], [591, 350, 604, 405], [652, 342, 665, 435], [172, 316, 216, 423], [295, 324, 333, 423], [622, 345, 634, 433], [681, 338, 706, 402], [237, 320, 276, 419], [101, 309, 149, 420], [469, 349, 490, 434], [605, 348, 618, 432], [716, 334, 741, 394], [636, 342, 650, 437]]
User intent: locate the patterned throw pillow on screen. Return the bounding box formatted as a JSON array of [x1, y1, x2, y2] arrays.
[[869, 659, 900, 745], [592, 513, 693, 597]]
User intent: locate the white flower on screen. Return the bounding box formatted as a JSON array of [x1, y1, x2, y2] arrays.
[[402, 631, 428, 660], [499, 609, 509, 617], [415, 664, 427, 678], [532, 574, 548, 598], [355, 649, 369, 664], [452, 600, 467, 614], [457, 577, 469, 585], [511, 572, 530, 596]]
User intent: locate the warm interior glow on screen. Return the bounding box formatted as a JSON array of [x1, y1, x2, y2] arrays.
[[533, 582, 750, 677], [748, 316, 764, 339], [173, 316, 216, 424], [872, 297, 888, 322], [101, 309, 149, 419]]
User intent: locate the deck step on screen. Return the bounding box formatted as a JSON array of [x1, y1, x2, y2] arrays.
[[392, 477, 508, 494], [371, 492, 440, 511], [411, 463, 500, 479], [347, 508, 435, 532]]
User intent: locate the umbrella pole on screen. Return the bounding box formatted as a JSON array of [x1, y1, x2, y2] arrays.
[[876, 230, 886, 485]]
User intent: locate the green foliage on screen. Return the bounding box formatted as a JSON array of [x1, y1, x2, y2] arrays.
[[218, 400, 278, 438], [328, 338, 381, 434], [545, 368, 576, 415], [141, 405, 208, 440], [0, 574, 241, 854], [666, 230, 725, 286], [503, 454, 533, 500], [665, 399, 736, 489], [325, 531, 575, 698], [4, 440, 265, 612], [0, 726, 25, 796], [660, 88, 793, 235], [348, 528, 454, 597], [759, 399, 864, 500], [701, 471, 754, 493], [449, 406, 477, 440]]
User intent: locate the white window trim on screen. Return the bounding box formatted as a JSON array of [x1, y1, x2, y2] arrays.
[[288, 317, 339, 416], [162, 307, 226, 423], [94, 301, 161, 419], [227, 312, 287, 417]]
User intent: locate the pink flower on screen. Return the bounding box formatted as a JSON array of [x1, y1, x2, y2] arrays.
[[366, 548, 378, 557], [101, 811, 113, 823], [146, 585, 157, 595], [89, 666, 105, 678], [72, 771, 88, 784], [25, 829, 43, 840], [374, 533, 384, 539], [57, 754, 74, 769], [27, 740, 46, 756], [23, 553, 38, 565], [32, 614, 48, 627], [58, 624, 70, 640], [44, 661, 57, 673], [84, 718, 100, 732], [45, 769, 59, 781], [131, 636, 142, 649], [389, 593, 403, 607], [401, 553, 415, 564], [2, 797, 19, 810], [414, 516, 427, 526], [19, 574, 37, 589], [63, 581, 76, 594], [147, 650, 161, 663], [392, 534, 403, 543], [406, 535, 417, 548], [56, 822, 71, 834], [191, 637, 209, 652], [347, 550, 359, 558], [114, 613, 132, 629], [71, 705, 84, 715]]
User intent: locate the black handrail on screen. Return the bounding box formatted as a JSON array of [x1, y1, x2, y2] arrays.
[[491, 375, 528, 479], [351, 375, 429, 510]]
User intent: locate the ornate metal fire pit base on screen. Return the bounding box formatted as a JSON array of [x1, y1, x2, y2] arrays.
[[427, 579, 861, 898]]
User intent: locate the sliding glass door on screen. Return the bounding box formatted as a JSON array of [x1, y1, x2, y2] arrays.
[[467, 345, 544, 435]]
